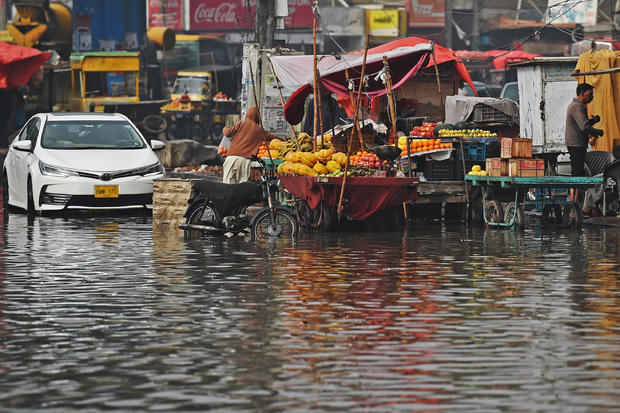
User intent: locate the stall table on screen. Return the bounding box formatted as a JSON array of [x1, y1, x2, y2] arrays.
[[279, 176, 419, 227]]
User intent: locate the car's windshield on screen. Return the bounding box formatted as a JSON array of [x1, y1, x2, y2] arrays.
[[172, 77, 209, 95], [460, 82, 490, 97], [42, 120, 146, 149], [502, 83, 519, 103]]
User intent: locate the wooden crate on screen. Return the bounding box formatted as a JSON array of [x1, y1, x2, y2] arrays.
[[508, 158, 545, 177], [486, 157, 508, 176], [501, 138, 532, 159]]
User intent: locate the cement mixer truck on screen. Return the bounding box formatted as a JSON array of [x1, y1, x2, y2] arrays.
[[7, 0, 72, 57]]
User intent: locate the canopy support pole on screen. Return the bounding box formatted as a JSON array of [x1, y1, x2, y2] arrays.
[[382, 56, 397, 145], [431, 42, 444, 117], [345, 69, 364, 149], [267, 57, 301, 151], [312, 17, 318, 152], [337, 32, 370, 222], [382, 56, 408, 221], [248, 61, 276, 171]]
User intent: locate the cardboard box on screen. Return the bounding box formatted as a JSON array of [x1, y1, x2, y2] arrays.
[[501, 138, 533, 159], [508, 158, 545, 177], [486, 158, 508, 176]]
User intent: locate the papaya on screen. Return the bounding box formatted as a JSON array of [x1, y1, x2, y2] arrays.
[[269, 138, 284, 150], [301, 152, 317, 167], [326, 160, 341, 172], [313, 162, 328, 174]]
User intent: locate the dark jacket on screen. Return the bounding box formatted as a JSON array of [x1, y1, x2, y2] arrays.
[[303, 95, 346, 136]]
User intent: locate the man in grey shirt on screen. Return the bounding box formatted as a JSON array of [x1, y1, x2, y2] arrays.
[[565, 82, 603, 176]]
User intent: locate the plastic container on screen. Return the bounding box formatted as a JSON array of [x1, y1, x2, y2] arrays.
[[424, 160, 455, 181], [456, 142, 486, 162], [472, 104, 511, 123]]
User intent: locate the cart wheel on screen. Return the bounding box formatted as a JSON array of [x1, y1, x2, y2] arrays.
[[503, 201, 525, 228], [542, 204, 563, 224], [295, 200, 319, 227], [485, 200, 504, 223], [562, 204, 583, 228]]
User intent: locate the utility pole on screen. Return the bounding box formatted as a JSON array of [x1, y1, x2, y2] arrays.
[[0, 0, 6, 30], [472, 0, 480, 50], [256, 0, 275, 49], [445, 0, 452, 49]]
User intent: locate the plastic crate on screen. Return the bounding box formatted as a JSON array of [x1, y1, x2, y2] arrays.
[[456, 142, 486, 162], [471, 104, 511, 123], [424, 160, 456, 181], [396, 116, 428, 132]]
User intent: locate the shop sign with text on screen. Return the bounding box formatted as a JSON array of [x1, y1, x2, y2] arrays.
[[189, 0, 314, 31], [148, 0, 183, 29], [406, 0, 445, 28]]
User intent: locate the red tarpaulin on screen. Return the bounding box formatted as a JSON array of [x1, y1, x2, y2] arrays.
[[0, 42, 50, 89], [355, 37, 477, 94], [455, 49, 542, 70], [279, 176, 418, 220], [275, 44, 432, 125]]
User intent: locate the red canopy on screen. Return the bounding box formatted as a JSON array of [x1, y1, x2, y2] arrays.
[[280, 44, 432, 125], [0, 42, 50, 89], [354, 37, 477, 94], [455, 49, 542, 70]]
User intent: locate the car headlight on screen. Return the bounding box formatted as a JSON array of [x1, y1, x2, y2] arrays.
[[140, 162, 165, 176], [39, 160, 80, 177]]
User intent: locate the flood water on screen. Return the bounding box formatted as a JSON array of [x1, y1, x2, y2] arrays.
[[0, 213, 618, 411]]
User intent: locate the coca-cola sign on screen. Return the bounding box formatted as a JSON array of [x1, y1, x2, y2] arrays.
[[189, 0, 314, 31]]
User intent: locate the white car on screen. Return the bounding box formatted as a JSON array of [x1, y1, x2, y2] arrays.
[[2, 112, 165, 213]]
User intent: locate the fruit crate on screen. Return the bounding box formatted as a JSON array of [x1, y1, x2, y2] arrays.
[[396, 116, 428, 132], [423, 160, 456, 181], [456, 142, 486, 162], [471, 104, 512, 123]]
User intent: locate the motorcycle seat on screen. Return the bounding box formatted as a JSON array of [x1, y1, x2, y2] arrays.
[[193, 180, 262, 217]]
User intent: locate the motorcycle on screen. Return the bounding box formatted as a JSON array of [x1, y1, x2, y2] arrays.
[[584, 146, 620, 216], [179, 156, 299, 240]]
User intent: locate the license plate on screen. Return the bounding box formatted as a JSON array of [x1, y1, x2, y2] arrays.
[[94, 185, 119, 198]]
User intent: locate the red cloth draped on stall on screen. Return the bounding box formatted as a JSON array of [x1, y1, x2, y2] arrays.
[[279, 176, 418, 220]]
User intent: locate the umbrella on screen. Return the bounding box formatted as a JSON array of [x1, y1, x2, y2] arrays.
[[0, 42, 51, 89]]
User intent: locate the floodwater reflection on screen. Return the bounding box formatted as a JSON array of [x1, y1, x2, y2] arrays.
[[0, 214, 618, 410]]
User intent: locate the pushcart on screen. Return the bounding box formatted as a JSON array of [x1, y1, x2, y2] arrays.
[[279, 176, 419, 229], [465, 175, 604, 228]]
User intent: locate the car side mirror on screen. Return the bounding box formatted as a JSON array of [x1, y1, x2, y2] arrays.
[[150, 139, 165, 151], [12, 140, 32, 152]]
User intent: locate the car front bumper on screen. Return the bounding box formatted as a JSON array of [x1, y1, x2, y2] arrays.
[[36, 174, 163, 211]]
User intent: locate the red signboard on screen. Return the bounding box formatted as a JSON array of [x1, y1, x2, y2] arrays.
[[406, 0, 445, 28], [188, 0, 314, 31], [148, 0, 184, 30]]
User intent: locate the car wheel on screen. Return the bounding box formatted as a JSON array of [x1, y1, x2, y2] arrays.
[[2, 171, 9, 216], [27, 177, 36, 215]]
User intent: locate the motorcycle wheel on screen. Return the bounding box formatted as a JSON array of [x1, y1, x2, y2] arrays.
[[186, 202, 218, 226], [251, 209, 299, 241]]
